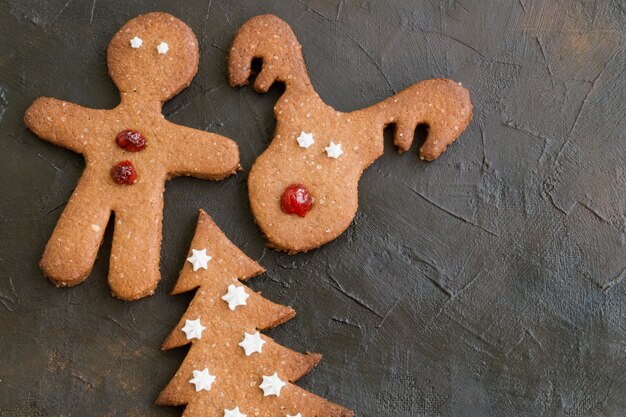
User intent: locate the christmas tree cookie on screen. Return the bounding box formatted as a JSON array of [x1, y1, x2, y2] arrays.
[[157, 210, 353, 417]]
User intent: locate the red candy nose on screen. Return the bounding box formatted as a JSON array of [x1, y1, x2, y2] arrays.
[[281, 184, 312, 217]]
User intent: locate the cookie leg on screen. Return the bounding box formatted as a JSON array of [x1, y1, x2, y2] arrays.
[[108, 204, 163, 300], [40, 182, 111, 287]]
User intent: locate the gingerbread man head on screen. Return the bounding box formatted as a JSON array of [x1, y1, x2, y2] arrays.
[[108, 13, 199, 102], [229, 15, 473, 253]]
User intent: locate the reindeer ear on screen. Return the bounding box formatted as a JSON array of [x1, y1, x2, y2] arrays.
[[228, 15, 312, 91]]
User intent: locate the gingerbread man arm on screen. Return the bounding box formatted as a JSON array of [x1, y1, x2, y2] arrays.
[[24, 97, 101, 154], [165, 124, 240, 180]]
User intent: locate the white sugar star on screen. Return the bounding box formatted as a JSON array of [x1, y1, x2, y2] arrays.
[[325, 141, 343, 158], [189, 368, 215, 392], [239, 331, 266, 356], [259, 372, 286, 397], [157, 41, 169, 54], [130, 36, 143, 48], [221, 284, 249, 310], [296, 131, 314, 148], [224, 407, 246, 417], [287, 414, 302, 417], [187, 248, 211, 271], [181, 318, 206, 340]]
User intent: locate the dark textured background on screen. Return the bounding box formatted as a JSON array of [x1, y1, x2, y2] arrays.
[[1, 0, 625, 416]]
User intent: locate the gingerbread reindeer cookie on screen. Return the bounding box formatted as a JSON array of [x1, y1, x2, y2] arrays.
[[24, 13, 240, 300], [229, 15, 473, 253]]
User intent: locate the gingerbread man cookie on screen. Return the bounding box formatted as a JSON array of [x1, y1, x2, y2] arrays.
[[229, 15, 473, 253], [24, 13, 240, 300], [157, 210, 353, 416]]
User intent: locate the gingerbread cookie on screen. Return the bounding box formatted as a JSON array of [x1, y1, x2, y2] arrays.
[[157, 210, 353, 417], [24, 13, 240, 300], [228, 15, 473, 253]]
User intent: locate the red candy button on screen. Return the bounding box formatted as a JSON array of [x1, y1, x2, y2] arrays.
[[281, 184, 312, 217], [116, 129, 147, 152], [111, 160, 137, 185]]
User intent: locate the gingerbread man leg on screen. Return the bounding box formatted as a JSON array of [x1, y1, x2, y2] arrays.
[[40, 175, 111, 287], [108, 199, 164, 300]]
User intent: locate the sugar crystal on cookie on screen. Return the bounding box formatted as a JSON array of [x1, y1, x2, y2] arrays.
[[224, 407, 246, 417], [157, 41, 169, 54], [186, 248, 211, 271], [221, 284, 248, 310], [259, 373, 286, 397], [189, 368, 215, 392], [181, 318, 206, 340], [130, 36, 142, 48], [296, 131, 314, 148], [239, 331, 265, 356], [324, 141, 343, 159]]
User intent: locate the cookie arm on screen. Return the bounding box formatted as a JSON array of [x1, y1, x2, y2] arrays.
[[24, 97, 98, 154], [166, 126, 240, 180]]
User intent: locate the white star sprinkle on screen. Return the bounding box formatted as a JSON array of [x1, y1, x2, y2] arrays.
[[259, 372, 286, 397], [221, 284, 249, 310], [189, 368, 215, 392], [130, 36, 143, 48], [157, 41, 169, 54], [224, 407, 246, 417], [181, 318, 206, 340], [296, 131, 314, 148], [239, 331, 266, 356], [325, 141, 343, 158], [186, 248, 211, 271], [287, 414, 302, 417]]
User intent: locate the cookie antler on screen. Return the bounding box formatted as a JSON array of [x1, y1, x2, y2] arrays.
[[359, 78, 472, 161], [228, 14, 312, 93]]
